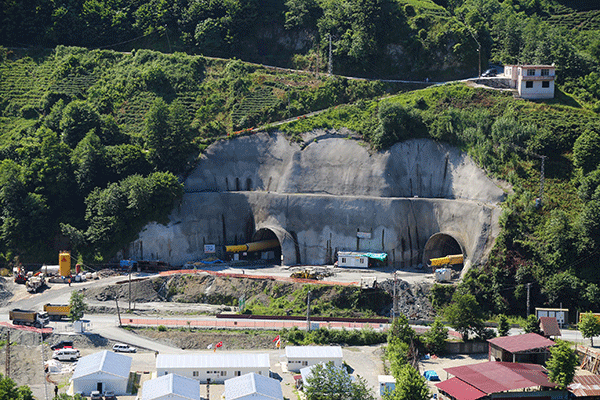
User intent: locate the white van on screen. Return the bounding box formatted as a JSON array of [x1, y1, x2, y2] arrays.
[[52, 348, 80, 361]]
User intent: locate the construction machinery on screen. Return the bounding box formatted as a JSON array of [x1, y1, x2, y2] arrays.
[[429, 254, 464, 269], [13, 267, 27, 284], [290, 267, 333, 280], [9, 309, 49, 328], [44, 304, 71, 320], [26, 273, 46, 293]]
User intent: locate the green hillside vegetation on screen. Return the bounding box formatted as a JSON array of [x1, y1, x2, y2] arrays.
[[0, 45, 409, 263], [1, 0, 600, 318], [279, 82, 600, 316], [2, 0, 599, 80]]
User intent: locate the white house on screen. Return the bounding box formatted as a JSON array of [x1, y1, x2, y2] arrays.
[[504, 64, 555, 99], [156, 353, 270, 383], [141, 373, 201, 400], [70, 350, 132, 396], [224, 372, 283, 400], [337, 251, 387, 268], [285, 346, 343, 372]]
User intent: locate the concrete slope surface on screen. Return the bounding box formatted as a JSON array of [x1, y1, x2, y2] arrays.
[[128, 131, 506, 273]]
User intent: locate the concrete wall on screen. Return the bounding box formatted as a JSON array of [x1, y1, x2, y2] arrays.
[[127, 132, 505, 270]]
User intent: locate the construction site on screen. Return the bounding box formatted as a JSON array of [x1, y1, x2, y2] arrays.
[[125, 131, 507, 277]]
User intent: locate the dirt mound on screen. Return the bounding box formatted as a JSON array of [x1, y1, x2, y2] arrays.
[[132, 328, 280, 350], [0, 277, 13, 306], [84, 273, 434, 319], [83, 276, 164, 302]]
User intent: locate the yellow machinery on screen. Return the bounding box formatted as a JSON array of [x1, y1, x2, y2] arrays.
[[59, 251, 71, 277], [225, 239, 279, 253], [429, 254, 464, 268]]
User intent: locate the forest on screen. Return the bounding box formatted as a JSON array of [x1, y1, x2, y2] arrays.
[[1, 0, 600, 317]]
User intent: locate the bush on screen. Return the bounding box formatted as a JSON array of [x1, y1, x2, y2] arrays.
[[157, 325, 167, 332]]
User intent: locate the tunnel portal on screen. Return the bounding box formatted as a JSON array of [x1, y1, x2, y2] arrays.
[[422, 233, 465, 270]]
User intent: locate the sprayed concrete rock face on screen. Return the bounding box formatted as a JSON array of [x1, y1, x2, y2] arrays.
[[128, 131, 506, 272]]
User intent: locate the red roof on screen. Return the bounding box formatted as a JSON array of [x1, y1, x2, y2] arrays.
[[436, 378, 487, 400], [569, 374, 600, 397], [539, 317, 561, 337], [444, 361, 556, 393], [488, 332, 555, 353]]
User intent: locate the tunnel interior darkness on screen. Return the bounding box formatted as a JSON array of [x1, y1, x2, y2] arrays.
[[422, 233, 464, 270], [251, 228, 282, 264]]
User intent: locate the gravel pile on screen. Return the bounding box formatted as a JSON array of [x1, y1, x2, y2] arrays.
[[0, 277, 13, 306], [83, 277, 163, 302], [378, 279, 435, 320]]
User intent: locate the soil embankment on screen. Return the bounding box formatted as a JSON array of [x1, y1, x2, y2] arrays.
[[83, 273, 434, 319]]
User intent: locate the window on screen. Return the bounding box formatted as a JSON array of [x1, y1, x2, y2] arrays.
[[302, 361, 308, 366], [341, 258, 346, 263], [527, 69, 536, 76], [220, 371, 226, 377], [525, 81, 533, 88], [193, 371, 199, 377], [542, 81, 550, 88], [541, 69, 550, 76], [360, 258, 364, 264], [164, 371, 168, 375], [235, 371, 241, 377]]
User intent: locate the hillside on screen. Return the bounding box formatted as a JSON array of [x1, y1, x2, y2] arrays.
[[2, 0, 599, 80], [0, 0, 599, 319]]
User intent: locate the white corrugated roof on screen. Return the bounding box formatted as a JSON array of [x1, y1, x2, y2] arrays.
[[141, 373, 200, 400], [156, 353, 270, 369], [285, 346, 343, 359], [224, 373, 283, 400], [72, 350, 132, 380]]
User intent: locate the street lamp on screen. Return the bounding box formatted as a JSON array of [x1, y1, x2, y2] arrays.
[[466, 27, 482, 78]]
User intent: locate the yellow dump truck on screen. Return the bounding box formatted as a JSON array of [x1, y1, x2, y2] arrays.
[[44, 304, 71, 320], [429, 254, 464, 268], [9, 309, 49, 327]]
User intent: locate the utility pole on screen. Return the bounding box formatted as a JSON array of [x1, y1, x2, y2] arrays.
[[164, 24, 172, 53], [539, 155, 546, 206], [41, 331, 48, 400], [328, 34, 333, 76], [393, 271, 398, 320], [5, 330, 9, 378], [526, 282, 532, 316], [129, 266, 132, 312], [307, 291, 312, 331], [115, 288, 122, 327]]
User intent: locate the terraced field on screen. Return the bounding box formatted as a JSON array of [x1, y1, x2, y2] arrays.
[[546, 9, 600, 31]]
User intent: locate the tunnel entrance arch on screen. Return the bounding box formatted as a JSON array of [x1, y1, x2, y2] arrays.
[[253, 225, 300, 266], [422, 232, 465, 270], [249, 228, 282, 265]]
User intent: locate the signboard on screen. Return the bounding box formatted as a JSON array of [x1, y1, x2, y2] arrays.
[[204, 244, 216, 253], [239, 295, 246, 313], [357, 231, 372, 239]]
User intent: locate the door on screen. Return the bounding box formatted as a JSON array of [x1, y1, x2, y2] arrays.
[[97, 382, 103, 392]]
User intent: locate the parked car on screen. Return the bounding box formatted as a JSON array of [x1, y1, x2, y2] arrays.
[[90, 391, 102, 400], [112, 343, 136, 353], [52, 348, 80, 361], [482, 68, 497, 77], [51, 340, 74, 350], [103, 391, 117, 400]]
